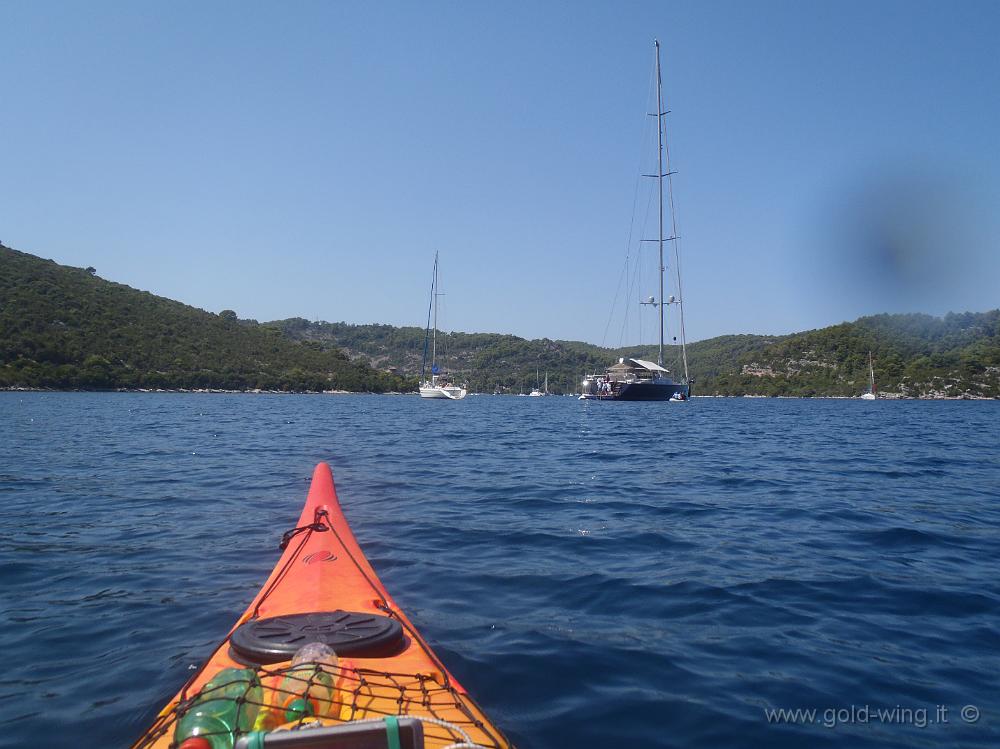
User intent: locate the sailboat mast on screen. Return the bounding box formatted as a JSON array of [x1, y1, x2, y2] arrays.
[[658, 40, 690, 385], [655, 39, 666, 368], [432, 252, 438, 377]]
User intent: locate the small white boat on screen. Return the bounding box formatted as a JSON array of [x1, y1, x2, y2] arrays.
[[418, 252, 467, 400]]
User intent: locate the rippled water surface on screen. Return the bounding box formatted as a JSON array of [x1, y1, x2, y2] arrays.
[[1, 393, 998, 748]]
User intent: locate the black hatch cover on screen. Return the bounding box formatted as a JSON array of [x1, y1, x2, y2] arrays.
[[230, 610, 404, 664]]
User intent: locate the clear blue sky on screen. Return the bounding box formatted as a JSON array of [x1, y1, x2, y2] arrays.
[[3, 1, 998, 345]]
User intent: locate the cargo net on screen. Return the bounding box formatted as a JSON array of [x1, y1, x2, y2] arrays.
[[134, 662, 505, 749]]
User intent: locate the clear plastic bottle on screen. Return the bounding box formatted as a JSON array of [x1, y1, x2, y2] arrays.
[[270, 642, 340, 725], [174, 667, 262, 749]]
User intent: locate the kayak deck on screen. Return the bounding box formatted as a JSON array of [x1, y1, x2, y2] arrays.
[[133, 463, 511, 749]]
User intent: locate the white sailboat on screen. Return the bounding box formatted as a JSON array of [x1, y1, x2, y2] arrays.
[[860, 351, 877, 400], [418, 252, 467, 400], [528, 370, 548, 397]]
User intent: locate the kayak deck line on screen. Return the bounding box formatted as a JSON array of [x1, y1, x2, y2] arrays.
[[133, 462, 512, 749]]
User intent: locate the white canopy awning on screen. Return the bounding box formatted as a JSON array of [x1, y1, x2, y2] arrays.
[[630, 358, 671, 373]]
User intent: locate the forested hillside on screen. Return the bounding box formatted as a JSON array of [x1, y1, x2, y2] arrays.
[[710, 312, 1000, 398], [265, 318, 615, 394], [0, 245, 410, 391], [3, 243, 996, 397], [271, 313, 1000, 398]]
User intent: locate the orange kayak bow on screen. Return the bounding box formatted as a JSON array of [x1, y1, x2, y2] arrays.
[[134, 462, 512, 749]]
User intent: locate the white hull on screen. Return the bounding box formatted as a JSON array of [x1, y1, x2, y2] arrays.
[[420, 384, 467, 400], [860, 393, 876, 400]]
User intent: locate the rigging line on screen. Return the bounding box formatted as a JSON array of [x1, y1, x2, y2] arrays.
[[600, 253, 630, 349], [617, 257, 633, 349], [438, 265, 447, 366], [641, 50, 664, 352], [420, 256, 436, 381], [627, 65, 662, 350], [602, 169, 642, 350], [618, 130, 658, 347], [438, 308, 447, 368], [659, 50, 689, 382], [671, 238, 686, 374], [601, 60, 658, 349], [618, 186, 647, 348], [625, 173, 657, 348], [436, 264, 458, 379]]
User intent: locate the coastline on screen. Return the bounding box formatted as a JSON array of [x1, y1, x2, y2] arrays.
[[1, 387, 994, 399], [0, 386, 413, 395]]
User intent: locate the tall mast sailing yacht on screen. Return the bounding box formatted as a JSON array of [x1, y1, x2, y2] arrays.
[[419, 252, 468, 400], [580, 39, 691, 402]]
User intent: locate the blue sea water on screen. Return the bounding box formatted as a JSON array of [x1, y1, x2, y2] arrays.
[[1, 393, 998, 749]]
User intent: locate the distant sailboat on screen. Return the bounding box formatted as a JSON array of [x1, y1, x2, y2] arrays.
[[418, 252, 467, 400], [860, 351, 877, 400], [528, 371, 548, 397]]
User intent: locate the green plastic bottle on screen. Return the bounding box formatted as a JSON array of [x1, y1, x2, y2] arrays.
[[174, 667, 262, 749]]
